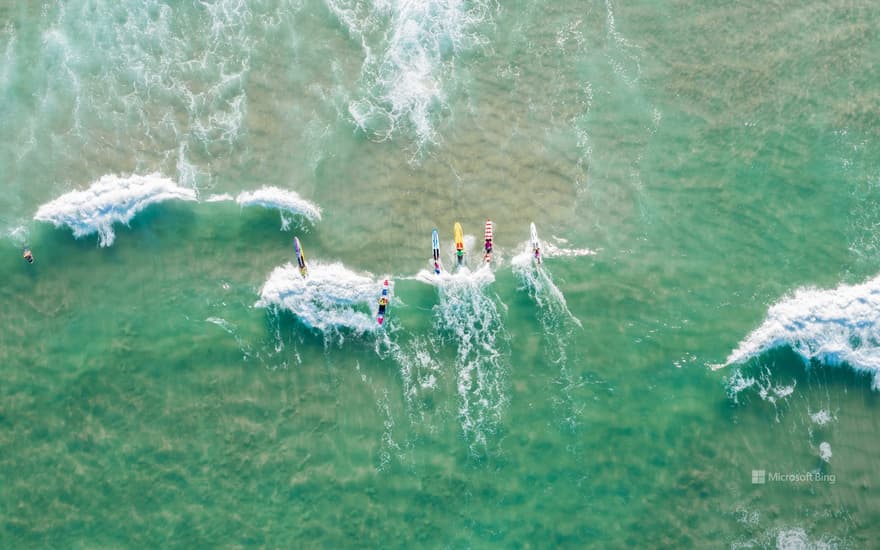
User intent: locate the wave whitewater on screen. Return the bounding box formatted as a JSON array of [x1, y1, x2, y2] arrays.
[[33, 173, 196, 247], [722, 274, 880, 389], [33, 177, 321, 246], [235, 186, 322, 228], [255, 261, 385, 339]]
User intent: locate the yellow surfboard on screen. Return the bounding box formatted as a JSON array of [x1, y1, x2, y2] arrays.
[[454, 222, 464, 265]]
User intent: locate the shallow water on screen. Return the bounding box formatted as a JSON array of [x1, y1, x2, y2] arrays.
[[2, 0, 880, 547]]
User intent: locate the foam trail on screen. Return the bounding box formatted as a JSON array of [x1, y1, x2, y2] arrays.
[[255, 261, 384, 341], [543, 239, 598, 259], [427, 266, 507, 450], [395, 337, 442, 411], [235, 186, 322, 226], [722, 274, 880, 389], [512, 242, 584, 427], [512, 244, 582, 328], [34, 174, 196, 247]]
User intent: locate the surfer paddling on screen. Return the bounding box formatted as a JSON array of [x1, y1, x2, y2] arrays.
[[483, 219, 493, 263], [22, 248, 34, 264], [432, 229, 441, 275]]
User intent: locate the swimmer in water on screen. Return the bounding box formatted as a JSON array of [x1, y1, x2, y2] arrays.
[[23, 248, 34, 264]]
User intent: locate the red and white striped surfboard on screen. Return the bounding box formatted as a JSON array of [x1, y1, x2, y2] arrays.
[[483, 219, 493, 263]]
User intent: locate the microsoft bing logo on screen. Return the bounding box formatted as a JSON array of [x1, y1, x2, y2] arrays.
[[751, 470, 766, 484]]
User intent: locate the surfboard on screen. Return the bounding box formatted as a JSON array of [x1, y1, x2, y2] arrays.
[[530, 222, 541, 264], [293, 237, 308, 278], [454, 222, 464, 266], [432, 228, 441, 274], [483, 219, 493, 263], [376, 279, 390, 325]]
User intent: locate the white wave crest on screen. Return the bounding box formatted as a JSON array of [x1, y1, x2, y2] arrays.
[[235, 186, 322, 223], [723, 274, 880, 389], [33, 173, 196, 247], [255, 261, 383, 337]]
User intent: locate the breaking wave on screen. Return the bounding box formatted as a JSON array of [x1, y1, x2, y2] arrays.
[[33, 173, 196, 247], [255, 260, 386, 341], [235, 186, 323, 228], [722, 274, 880, 389]]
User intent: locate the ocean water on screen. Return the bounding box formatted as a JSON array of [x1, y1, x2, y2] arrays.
[[2, 0, 880, 547]]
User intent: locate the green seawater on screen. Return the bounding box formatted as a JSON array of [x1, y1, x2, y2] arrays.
[[2, 0, 880, 547]]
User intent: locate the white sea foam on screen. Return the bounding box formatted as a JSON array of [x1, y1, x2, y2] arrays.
[[819, 442, 832, 463], [774, 528, 839, 550], [255, 261, 384, 338], [510, 239, 597, 265], [543, 240, 598, 259], [810, 410, 834, 426], [35, 0, 261, 170], [7, 224, 29, 246], [512, 241, 584, 427], [428, 266, 508, 450], [414, 261, 495, 287], [512, 243, 582, 329], [235, 186, 322, 225], [395, 337, 442, 413], [33, 174, 197, 247], [329, 0, 491, 147], [205, 193, 235, 202], [723, 274, 880, 389]]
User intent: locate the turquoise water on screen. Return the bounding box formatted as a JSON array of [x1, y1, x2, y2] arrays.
[[3, 0, 880, 547]]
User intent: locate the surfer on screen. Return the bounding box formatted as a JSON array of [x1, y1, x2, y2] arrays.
[[530, 222, 542, 264], [293, 237, 308, 278], [377, 279, 391, 325], [483, 219, 493, 262], [454, 222, 465, 267], [432, 229, 441, 274], [22, 248, 34, 264]]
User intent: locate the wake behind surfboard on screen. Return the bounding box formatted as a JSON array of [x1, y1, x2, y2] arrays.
[[376, 279, 390, 325], [293, 236, 308, 278], [454, 222, 465, 267]]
